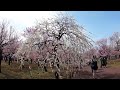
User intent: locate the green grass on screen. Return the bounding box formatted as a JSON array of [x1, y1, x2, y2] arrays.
[[0, 61, 55, 79], [95, 59, 120, 68], [105, 59, 120, 68], [0, 73, 6, 79], [2, 59, 120, 79]]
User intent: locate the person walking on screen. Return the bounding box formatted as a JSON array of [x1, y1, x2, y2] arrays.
[[90, 56, 98, 79]]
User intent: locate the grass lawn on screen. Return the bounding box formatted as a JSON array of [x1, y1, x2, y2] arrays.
[[107, 59, 120, 67], [0, 61, 55, 79], [1, 59, 120, 79]]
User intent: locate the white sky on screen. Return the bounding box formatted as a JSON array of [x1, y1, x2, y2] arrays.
[[0, 11, 62, 40]]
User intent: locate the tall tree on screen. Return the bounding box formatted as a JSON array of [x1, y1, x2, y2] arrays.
[[16, 13, 93, 78], [96, 38, 110, 57], [0, 20, 18, 73], [111, 32, 120, 51]]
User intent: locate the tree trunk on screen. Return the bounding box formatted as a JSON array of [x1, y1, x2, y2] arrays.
[[0, 59, 1, 73], [115, 55, 117, 59], [55, 71, 59, 79], [0, 48, 2, 73], [8, 56, 12, 65], [17, 59, 19, 63], [8, 60, 11, 65], [30, 59, 32, 64], [44, 66, 47, 72], [5, 58, 7, 62]]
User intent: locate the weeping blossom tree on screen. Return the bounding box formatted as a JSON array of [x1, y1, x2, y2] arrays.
[[16, 13, 93, 78]]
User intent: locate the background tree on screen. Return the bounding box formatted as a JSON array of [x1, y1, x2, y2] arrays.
[[0, 20, 19, 73]]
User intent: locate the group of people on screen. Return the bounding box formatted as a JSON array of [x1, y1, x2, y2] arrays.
[[90, 55, 108, 79]]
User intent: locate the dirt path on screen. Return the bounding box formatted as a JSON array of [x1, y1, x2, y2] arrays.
[[1, 60, 120, 79], [83, 65, 120, 79]]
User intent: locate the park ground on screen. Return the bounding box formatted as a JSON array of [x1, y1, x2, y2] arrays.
[[0, 59, 120, 79]]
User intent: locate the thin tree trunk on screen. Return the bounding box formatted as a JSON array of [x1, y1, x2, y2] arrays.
[[0, 48, 2, 73], [0, 59, 1, 73], [8, 59, 11, 65], [30, 59, 32, 64], [55, 71, 59, 79], [8, 56, 12, 65]]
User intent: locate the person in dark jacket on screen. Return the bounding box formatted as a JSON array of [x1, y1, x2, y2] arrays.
[[100, 56, 103, 68], [102, 56, 107, 68], [90, 55, 98, 79]]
